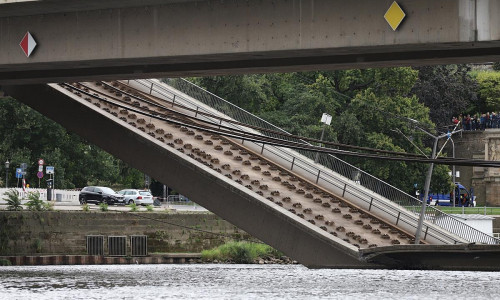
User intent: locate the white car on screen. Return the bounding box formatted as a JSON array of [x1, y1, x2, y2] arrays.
[[117, 189, 154, 205]]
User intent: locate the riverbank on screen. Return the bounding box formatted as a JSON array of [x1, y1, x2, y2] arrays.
[[0, 252, 297, 266], [201, 241, 296, 264], [0, 241, 294, 266], [0, 253, 203, 266]]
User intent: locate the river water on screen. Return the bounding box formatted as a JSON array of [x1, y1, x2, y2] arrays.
[[1, 264, 499, 299]]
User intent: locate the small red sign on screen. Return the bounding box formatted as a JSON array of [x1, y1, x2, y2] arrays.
[[20, 31, 37, 57]]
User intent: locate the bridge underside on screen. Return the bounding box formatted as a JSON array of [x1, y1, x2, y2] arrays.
[[2, 42, 500, 85], [1, 0, 499, 84]]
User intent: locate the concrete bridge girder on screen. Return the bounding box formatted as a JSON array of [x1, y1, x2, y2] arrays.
[[2, 82, 371, 268], [4, 78, 499, 268], [0, 0, 499, 84]]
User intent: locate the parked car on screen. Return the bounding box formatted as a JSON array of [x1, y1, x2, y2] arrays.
[[117, 189, 154, 205], [79, 186, 124, 205]]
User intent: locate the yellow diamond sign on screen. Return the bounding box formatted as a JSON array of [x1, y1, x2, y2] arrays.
[[384, 1, 406, 31]]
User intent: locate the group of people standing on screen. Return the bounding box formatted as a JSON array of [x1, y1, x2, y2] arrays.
[[452, 113, 500, 131]]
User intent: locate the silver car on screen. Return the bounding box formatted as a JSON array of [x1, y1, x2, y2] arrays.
[[117, 189, 154, 205]]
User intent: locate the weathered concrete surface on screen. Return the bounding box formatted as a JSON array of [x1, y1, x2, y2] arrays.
[[2, 83, 369, 268], [360, 244, 500, 271], [0, 0, 499, 84], [1, 83, 498, 268]]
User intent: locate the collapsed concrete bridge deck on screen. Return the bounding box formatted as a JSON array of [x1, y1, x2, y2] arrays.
[[3, 78, 499, 269]]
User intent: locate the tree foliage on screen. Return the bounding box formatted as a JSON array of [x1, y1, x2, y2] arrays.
[[411, 65, 478, 128], [0, 97, 143, 189], [493, 62, 500, 71], [4, 64, 488, 196], [475, 71, 500, 111], [189, 67, 455, 194]]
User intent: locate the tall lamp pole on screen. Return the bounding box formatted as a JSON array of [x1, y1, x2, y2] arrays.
[[450, 138, 456, 207], [414, 126, 462, 244], [315, 113, 332, 163], [4, 160, 9, 188]]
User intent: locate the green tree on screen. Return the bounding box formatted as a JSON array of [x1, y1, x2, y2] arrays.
[[0, 97, 144, 189], [493, 62, 500, 71], [411, 65, 479, 128], [476, 71, 500, 111], [188, 67, 452, 194], [342, 90, 451, 193], [189, 75, 276, 112]]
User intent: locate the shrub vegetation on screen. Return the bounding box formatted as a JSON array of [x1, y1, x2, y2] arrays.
[[128, 203, 138, 212], [99, 202, 108, 212], [26, 192, 50, 211], [201, 241, 281, 263], [3, 189, 23, 211]]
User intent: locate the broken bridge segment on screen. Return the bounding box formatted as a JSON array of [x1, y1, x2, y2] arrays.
[[2, 78, 497, 269]]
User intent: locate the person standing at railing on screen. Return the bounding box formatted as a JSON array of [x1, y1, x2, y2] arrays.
[[472, 113, 479, 130], [464, 114, 471, 131], [492, 112, 499, 128]]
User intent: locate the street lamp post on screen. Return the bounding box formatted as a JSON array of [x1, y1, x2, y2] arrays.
[[4, 160, 9, 188], [414, 127, 462, 244], [450, 138, 456, 207], [414, 135, 439, 244], [315, 113, 332, 163]]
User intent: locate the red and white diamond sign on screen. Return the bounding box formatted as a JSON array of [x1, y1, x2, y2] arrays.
[[19, 31, 37, 57]]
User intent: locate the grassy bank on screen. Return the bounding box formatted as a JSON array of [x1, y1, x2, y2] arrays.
[[436, 207, 500, 215], [201, 241, 284, 264], [406, 206, 500, 215]]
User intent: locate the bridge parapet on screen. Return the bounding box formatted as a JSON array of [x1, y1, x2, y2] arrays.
[[0, 0, 499, 84]]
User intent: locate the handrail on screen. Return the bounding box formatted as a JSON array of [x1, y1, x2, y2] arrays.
[[124, 78, 499, 245]]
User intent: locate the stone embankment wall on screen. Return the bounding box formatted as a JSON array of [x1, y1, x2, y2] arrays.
[[0, 211, 250, 256], [448, 130, 500, 206]]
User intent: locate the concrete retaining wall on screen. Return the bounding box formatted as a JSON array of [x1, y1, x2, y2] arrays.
[[0, 254, 202, 266], [0, 211, 248, 256]]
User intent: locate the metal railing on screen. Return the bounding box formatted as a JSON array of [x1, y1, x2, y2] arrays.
[[123, 78, 499, 245]]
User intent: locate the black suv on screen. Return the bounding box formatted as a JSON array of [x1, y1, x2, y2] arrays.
[[79, 186, 124, 205]]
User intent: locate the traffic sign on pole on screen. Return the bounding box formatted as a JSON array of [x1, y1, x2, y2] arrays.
[[46, 166, 54, 174], [15, 168, 22, 179], [37, 171, 43, 179]]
